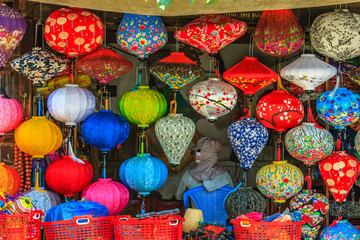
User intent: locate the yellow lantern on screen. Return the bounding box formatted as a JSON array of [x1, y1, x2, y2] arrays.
[[15, 116, 63, 159]]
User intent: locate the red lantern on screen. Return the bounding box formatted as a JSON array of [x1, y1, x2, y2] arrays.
[[0, 163, 21, 195], [319, 151, 360, 202], [223, 57, 278, 96], [256, 90, 304, 132], [45, 156, 93, 197]]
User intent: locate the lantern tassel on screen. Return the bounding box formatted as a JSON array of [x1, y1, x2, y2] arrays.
[[68, 141, 85, 164]]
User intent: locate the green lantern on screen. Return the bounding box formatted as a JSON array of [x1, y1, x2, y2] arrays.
[[119, 86, 167, 128]]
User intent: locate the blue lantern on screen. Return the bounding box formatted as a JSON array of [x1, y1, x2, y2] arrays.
[[119, 153, 168, 196], [81, 110, 130, 152], [316, 88, 360, 129], [320, 219, 360, 239], [228, 118, 269, 170]]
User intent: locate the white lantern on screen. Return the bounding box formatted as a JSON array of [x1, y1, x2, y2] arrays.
[[47, 84, 95, 126], [189, 78, 237, 122], [155, 114, 195, 166], [310, 9, 360, 62], [280, 54, 337, 91]]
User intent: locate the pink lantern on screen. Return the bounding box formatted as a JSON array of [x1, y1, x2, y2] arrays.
[[82, 178, 129, 216], [0, 94, 23, 135]]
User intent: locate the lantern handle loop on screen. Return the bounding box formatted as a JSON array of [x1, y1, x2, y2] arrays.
[[223, 172, 246, 208], [68, 140, 85, 164], [307, 96, 322, 128], [304, 175, 312, 190]]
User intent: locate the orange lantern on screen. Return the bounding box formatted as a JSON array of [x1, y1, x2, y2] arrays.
[[0, 163, 21, 195]]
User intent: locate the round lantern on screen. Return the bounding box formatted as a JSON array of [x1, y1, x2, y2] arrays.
[[285, 123, 334, 165], [45, 156, 93, 197], [82, 178, 129, 216], [47, 84, 95, 126], [256, 160, 304, 203], [78, 48, 133, 85], [150, 52, 204, 90], [119, 86, 167, 128], [117, 13, 167, 59], [23, 189, 60, 221], [44, 8, 104, 57], [280, 54, 337, 92], [311, 9, 360, 62], [223, 57, 278, 96], [319, 219, 360, 240], [0, 95, 23, 135], [174, 14, 247, 54], [256, 90, 304, 132], [15, 116, 63, 159], [81, 110, 130, 152], [0, 3, 26, 68], [316, 88, 360, 129], [189, 78, 237, 122], [0, 163, 20, 195], [119, 153, 168, 196], [254, 10, 304, 58], [228, 118, 269, 170], [319, 151, 360, 202], [155, 113, 195, 167]]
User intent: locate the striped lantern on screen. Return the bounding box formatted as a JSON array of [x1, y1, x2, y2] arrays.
[[0, 95, 23, 135]]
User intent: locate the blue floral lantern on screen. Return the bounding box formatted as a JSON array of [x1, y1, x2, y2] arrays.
[[316, 88, 360, 129], [228, 118, 269, 170], [319, 219, 360, 239]]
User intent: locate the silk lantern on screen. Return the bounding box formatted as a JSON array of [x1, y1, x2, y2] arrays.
[[256, 160, 304, 203], [255, 10, 304, 58], [223, 57, 278, 96], [155, 114, 195, 166], [311, 9, 360, 62], [280, 54, 337, 92], [119, 86, 167, 128], [174, 14, 247, 54], [285, 123, 334, 165], [47, 84, 95, 126], [319, 219, 360, 240], [0, 94, 23, 136], [189, 78, 237, 122], [316, 88, 360, 129], [256, 90, 304, 132], [15, 116, 63, 159], [0, 163, 21, 195], [117, 13, 167, 59], [81, 110, 130, 152], [120, 153, 168, 196], [24, 189, 61, 221], [82, 178, 129, 216], [228, 118, 269, 170], [319, 151, 360, 202]]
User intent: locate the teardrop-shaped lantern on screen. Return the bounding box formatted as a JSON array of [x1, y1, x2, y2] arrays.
[[319, 151, 360, 202], [311, 9, 360, 62], [150, 52, 204, 90], [24, 189, 60, 221], [174, 14, 247, 54], [280, 54, 337, 92], [256, 90, 304, 132], [0, 163, 21, 195], [0, 95, 23, 136], [223, 57, 278, 97], [255, 10, 304, 58], [47, 84, 95, 126], [319, 219, 360, 240], [316, 88, 360, 130], [228, 118, 269, 170], [189, 78, 237, 122], [155, 113, 195, 167]]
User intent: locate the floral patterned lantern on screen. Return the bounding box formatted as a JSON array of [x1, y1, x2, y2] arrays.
[[285, 123, 334, 165], [311, 9, 360, 62], [254, 10, 304, 58], [228, 118, 269, 170], [256, 160, 304, 203], [174, 14, 247, 55], [223, 57, 278, 97], [280, 54, 337, 92], [256, 90, 304, 133], [117, 13, 167, 59], [319, 151, 360, 202], [316, 88, 360, 130], [0, 163, 21, 195], [0, 94, 23, 136], [189, 78, 237, 122], [319, 219, 360, 240]]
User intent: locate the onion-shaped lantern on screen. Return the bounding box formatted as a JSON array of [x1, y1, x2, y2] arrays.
[[256, 90, 304, 133], [256, 160, 304, 203], [155, 114, 195, 167], [81, 110, 130, 152], [223, 57, 278, 97], [316, 88, 360, 129], [0, 163, 21, 195], [189, 78, 237, 122], [119, 86, 167, 128], [0, 94, 23, 136], [228, 118, 269, 170], [47, 84, 95, 126], [24, 189, 60, 221], [319, 219, 360, 240]]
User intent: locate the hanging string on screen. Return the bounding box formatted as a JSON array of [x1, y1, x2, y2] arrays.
[[277, 136, 282, 161], [104, 11, 107, 46], [248, 33, 254, 57], [37, 89, 41, 117], [175, 16, 179, 52], [139, 130, 147, 154], [307, 95, 322, 128], [329, 64, 341, 98]]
